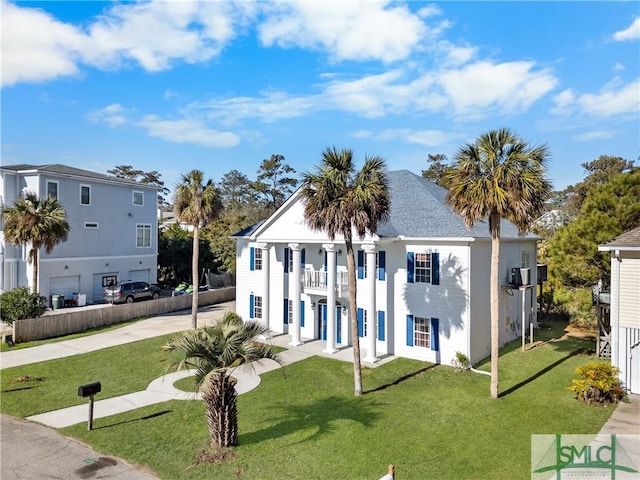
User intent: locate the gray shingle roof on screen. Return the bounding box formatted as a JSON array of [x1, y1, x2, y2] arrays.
[[377, 170, 531, 240], [600, 226, 640, 248], [1, 164, 149, 188]]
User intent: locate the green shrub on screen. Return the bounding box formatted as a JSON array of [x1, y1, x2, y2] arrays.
[[0, 287, 46, 325], [568, 361, 625, 405], [451, 351, 471, 370]]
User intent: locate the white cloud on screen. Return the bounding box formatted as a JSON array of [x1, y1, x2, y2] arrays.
[[257, 0, 426, 63], [552, 78, 640, 117], [438, 61, 558, 118], [86, 103, 131, 127], [374, 128, 461, 147], [137, 115, 239, 148], [573, 130, 615, 142], [1, 1, 88, 86], [612, 17, 640, 41], [1, 0, 248, 87]]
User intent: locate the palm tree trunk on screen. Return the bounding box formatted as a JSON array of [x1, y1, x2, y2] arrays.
[[490, 212, 501, 399], [191, 226, 200, 329], [203, 373, 238, 448], [345, 237, 363, 397], [32, 248, 39, 295]]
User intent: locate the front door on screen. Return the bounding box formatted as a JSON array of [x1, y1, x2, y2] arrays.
[[319, 304, 342, 344]]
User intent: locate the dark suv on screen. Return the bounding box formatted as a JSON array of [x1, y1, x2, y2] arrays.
[[103, 281, 161, 304]]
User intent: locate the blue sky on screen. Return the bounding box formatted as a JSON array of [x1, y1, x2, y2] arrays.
[[2, 1, 639, 196]]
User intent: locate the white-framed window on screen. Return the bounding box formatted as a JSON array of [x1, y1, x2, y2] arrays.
[[80, 185, 91, 205], [136, 224, 151, 247], [254, 296, 262, 319], [288, 299, 293, 324], [288, 248, 294, 272], [255, 248, 263, 271], [521, 251, 530, 268], [415, 253, 431, 283], [84, 222, 99, 229], [46, 181, 58, 200], [414, 316, 431, 348], [132, 191, 144, 206]]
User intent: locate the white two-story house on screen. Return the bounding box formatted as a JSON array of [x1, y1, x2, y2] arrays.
[[1, 164, 159, 304], [234, 170, 538, 367]]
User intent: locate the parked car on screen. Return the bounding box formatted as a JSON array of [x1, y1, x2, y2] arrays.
[[103, 281, 161, 304]]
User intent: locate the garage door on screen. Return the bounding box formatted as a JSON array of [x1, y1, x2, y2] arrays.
[[128, 269, 150, 283], [50, 275, 80, 300]]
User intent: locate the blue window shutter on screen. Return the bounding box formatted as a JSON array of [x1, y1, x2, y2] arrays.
[[431, 318, 440, 351], [377, 310, 385, 341], [300, 300, 305, 327], [431, 252, 440, 285], [357, 250, 364, 279], [336, 307, 342, 343], [357, 308, 364, 337], [301, 248, 306, 268], [324, 251, 327, 271], [407, 252, 415, 283], [284, 247, 289, 273], [250, 247, 255, 271], [406, 314, 414, 346], [283, 298, 288, 324], [378, 250, 386, 281], [249, 294, 254, 318]]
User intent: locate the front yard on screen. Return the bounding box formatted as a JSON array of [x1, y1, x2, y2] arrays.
[[0, 318, 615, 479]]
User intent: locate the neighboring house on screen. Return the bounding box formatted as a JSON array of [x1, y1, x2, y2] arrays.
[[233, 170, 538, 367], [1, 164, 159, 304], [598, 227, 640, 394]]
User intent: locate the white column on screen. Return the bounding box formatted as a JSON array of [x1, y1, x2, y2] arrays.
[[257, 243, 270, 332], [288, 243, 302, 346], [323, 244, 337, 354], [363, 244, 377, 363]]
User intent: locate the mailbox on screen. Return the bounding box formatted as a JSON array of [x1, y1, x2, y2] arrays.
[[78, 382, 101, 397]]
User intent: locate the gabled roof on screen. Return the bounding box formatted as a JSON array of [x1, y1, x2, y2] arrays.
[[1, 164, 157, 189], [234, 169, 534, 241], [599, 226, 640, 250]]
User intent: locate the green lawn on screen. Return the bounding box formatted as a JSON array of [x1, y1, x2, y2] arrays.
[[0, 318, 617, 479]]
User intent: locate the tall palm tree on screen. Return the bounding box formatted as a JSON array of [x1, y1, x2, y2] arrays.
[[174, 170, 223, 329], [446, 128, 552, 399], [163, 312, 281, 448], [2, 193, 70, 293], [301, 147, 390, 397]]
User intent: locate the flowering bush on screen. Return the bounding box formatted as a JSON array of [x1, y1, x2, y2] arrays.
[[568, 361, 625, 405]]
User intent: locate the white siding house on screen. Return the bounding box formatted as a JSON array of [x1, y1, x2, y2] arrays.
[[233, 170, 538, 367], [1, 164, 159, 304], [599, 227, 640, 394]]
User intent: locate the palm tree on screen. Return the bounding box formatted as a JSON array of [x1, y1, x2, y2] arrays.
[[446, 128, 552, 399], [163, 312, 281, 448], [301, 147, 390, 397], [2, 193, 70, 293], [174, 170, 223, 329]]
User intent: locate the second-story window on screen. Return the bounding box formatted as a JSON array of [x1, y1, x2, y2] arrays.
[[133, 191, 144, 206], [47, 181, 58, 200], [136, 224, 151, 247], [80, 185, 91, 205], [254, 248, 263, 270]]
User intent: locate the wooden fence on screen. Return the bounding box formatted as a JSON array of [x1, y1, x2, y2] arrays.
[[12, 287, 235, 343]]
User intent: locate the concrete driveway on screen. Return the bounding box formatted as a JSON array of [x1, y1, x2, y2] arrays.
[[0, 414, 157, 479]]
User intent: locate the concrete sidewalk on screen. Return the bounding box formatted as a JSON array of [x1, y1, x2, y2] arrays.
[[0, 301, 235, 370], [25, 348, 314, 429]]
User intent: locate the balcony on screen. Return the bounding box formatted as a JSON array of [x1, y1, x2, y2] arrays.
[[302, 269, 349, 298]]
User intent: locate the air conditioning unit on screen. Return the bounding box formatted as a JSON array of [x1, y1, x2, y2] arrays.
[[511, 267, 531, 286]]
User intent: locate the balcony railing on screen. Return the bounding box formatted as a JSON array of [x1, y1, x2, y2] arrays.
[[302, 269, 349, 297]]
